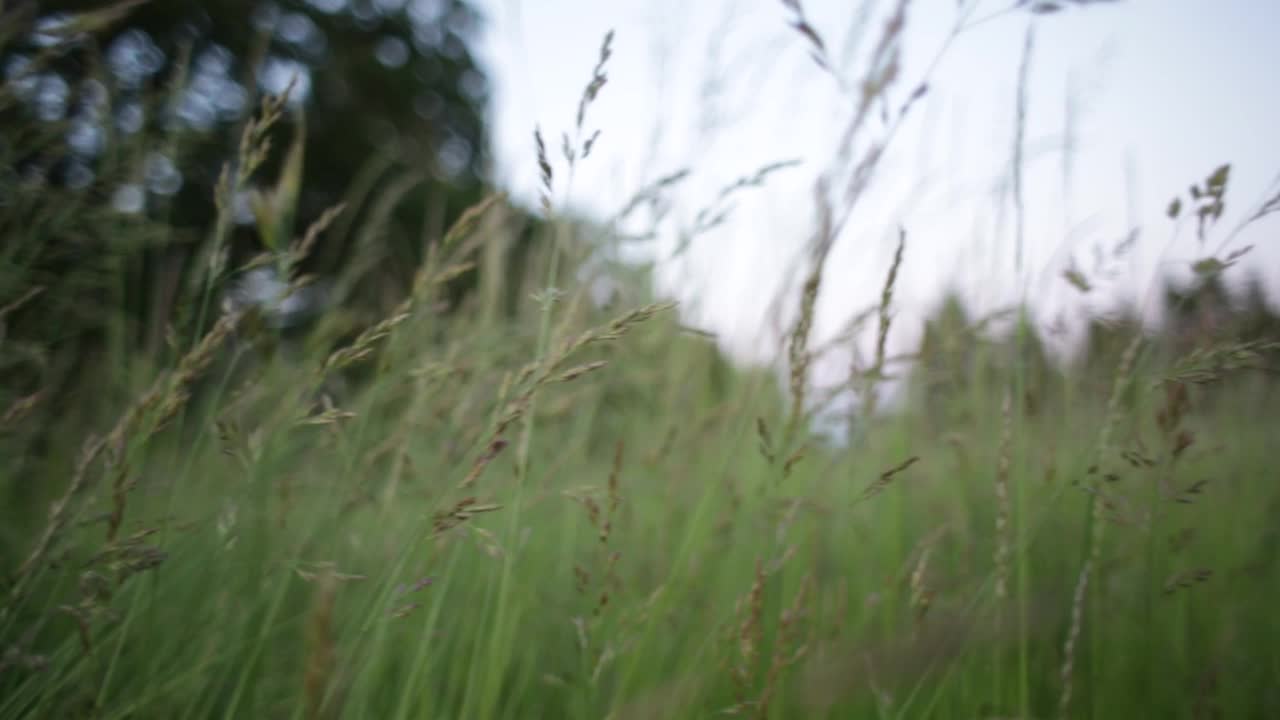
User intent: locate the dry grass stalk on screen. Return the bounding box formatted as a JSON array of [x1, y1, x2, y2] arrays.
[[24, 0, 351, 674], [321, 312, 411, 373], [571, 493, 602, 534], [671, 159, 802, 260], [730, 558, 768, 705], [829, 0, 909, 217], [1, 390, 44, 429], [994, 388, 1013, 604], [756, 574, 814, 720], [1011, 24, 1035, 272], [458, 438, 510, 489], [782, 446, 807, 480], [861, 227, 907, 416], [871, 229, 906, 377], [602, 440, 623, 546], [285, 202, 346, 277], [573, 29, 613, 156], [909, 547, 933, 624], [458, 302, 672, 489], [610, 168, 691, 226], [573, 564, 591, 596], [205, 80, 299, 289], [556, 360, 609, 383], [50, 530, 169, 655], [303, 567, 337, 720], [381, 581, 429, 619], [1155, 381, 1189, 435], [0, 285, 44, 320], [567, 441, 626, 625], [1060, 330, 1144, 715], [382, 191, 497, 330], [227, 78, 296, 204], [431, 497, 503, 536], [782, 185, 833, 449], [756, 417, 777, 465], [1161, 339, 1280, 386], [1098, 334, 1143, 466], [1058, 557, 1090, 718], [534, 128, 554, 217], [470, 526, 505, 559], [595, 550, 621, 618], [443, 193, 505, 251], [779, 0, 836, 79], [782, 0, 911, 447], [12, 309, 241, 594], [0, 641, 48, 676], [857, 455, 920, 504]]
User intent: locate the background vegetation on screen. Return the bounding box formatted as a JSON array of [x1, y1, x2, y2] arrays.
[[2, 1, 1278, 718]]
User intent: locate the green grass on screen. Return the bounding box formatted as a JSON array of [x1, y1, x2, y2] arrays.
[[4, 286, 1278, 719]]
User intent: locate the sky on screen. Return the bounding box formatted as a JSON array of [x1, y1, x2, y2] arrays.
[[467, 0, 1280, 373]]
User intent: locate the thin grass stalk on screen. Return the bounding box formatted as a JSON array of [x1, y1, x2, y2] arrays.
[[994, 387, 1013, 607], [476, 35, 615, 715], [1010, 23, 1037, 716], [1060, 332, 1142, 717], [861, 228, 906, 418], [8, 310, 241, 606]]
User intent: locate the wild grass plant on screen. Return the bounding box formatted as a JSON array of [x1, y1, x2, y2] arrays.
[[3, 2, 1280, 718]]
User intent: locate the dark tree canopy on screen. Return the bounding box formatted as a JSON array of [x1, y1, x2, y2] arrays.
[[3, 0, 488, 180], [1, 0, 490, 285], [0, 0, 501, 450]]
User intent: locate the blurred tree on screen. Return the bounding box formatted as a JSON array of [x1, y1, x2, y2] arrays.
[[911, 294, 1062, 424], [0, 0, 499, 477], [912, 294, 978, 426], [1, 0, 491, 340], [1162, 274, 1233, 355], [1236, 275, 1280, 345]]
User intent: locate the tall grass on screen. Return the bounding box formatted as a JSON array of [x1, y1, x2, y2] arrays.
[[3, 3, 1280, 719]]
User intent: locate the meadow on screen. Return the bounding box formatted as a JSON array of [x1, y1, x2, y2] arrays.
[[3, 2, 1280, 718]]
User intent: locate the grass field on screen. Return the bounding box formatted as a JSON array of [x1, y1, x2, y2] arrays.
[[4, 3, 1280, 718]]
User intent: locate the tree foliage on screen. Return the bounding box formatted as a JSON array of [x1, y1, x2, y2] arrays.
[[0, 0, 496, 459], [1, 0, 490, 334]]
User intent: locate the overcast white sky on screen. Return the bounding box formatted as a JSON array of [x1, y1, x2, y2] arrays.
[[468, 0, 1280, 369]]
